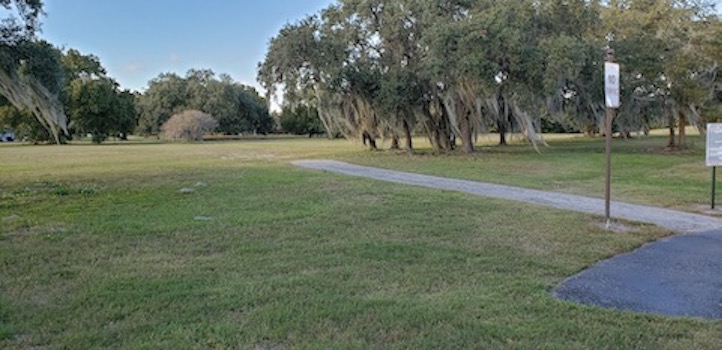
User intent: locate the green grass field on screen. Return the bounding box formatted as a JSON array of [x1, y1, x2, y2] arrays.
[[342, 132, 715, 212], [1, 135, 721, 348]]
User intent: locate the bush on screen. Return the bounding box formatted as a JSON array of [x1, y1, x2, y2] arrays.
[[161, 110, 218, 141]]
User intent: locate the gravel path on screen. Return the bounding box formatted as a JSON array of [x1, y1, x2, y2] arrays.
[[293, 159, 722, 319], [293, 160, 722, 232]]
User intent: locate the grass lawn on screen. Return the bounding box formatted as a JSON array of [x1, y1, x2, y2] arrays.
[[342, 132, 716, 212], [1, 136, 721, 348]]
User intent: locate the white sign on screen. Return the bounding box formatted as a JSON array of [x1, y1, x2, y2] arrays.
[[605, 62, 620, 108], [706, 123, 722, 167]]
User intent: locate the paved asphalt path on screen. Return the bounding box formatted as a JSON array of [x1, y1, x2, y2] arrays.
[[293, 160, 722, 319]]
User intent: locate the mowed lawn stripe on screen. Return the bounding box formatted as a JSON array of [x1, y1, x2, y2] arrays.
[[0, 140, 720, 348]]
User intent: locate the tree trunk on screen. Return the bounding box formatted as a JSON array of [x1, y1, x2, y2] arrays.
[[668, 114, 676, 148], [442, 117, 453, 151], [498, 110, 508, 145], [460, 113, 474, 154], [431, 129, 441, 152], [678, 111, 686, 149], [498, 126, 507, 146], [435, 107, 453, 151], [368, 136, 377, 150], [426, 122, 441, 152], [363, 131, 377, 150], [390, 135, 400, 150], [498, 92, 508, 146], [403, 119, 413, 155]]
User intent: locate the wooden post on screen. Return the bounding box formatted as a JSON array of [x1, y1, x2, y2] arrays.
[[713, 166, 717, 210], [605, 107, 614, 227], [604, 47, 615, 228]]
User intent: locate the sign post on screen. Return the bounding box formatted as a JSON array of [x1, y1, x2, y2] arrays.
[[706, 123, 722, 209], [713, 167, 717, 210], [604, 48, 620, 228]]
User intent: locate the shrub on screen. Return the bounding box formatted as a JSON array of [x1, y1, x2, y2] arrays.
[[161, 110, 218, 141]]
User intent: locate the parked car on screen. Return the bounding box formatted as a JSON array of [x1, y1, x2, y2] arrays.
[[1, 129, 16, 142]]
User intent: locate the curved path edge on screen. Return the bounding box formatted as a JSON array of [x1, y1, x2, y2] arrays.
[[293, 159, 722, 319], [293, 160, 722, 233]]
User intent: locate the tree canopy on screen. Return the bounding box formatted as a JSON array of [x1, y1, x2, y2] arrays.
[[279, 104, 324, 137], [0, 39, 70, 143], [259, 0, 722, 153], [0, 0, 43, 44], [0, 1, 73, 144], [137, 70, 274, 136], [0, 2, 275, 144], [68, 77, 136, 143], [0, 46, 137, 143]]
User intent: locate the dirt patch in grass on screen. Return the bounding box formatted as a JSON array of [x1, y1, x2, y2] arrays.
[[690, 205, 722, 217], [591, 221, 642, 233]]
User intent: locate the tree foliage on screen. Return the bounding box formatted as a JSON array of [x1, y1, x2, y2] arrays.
[[279, 104, 324, 137], [68, 77, 135, 143], [0, 44, 139, 144], [56, 48, 136, 143], [0, 1, 72, 144], [62, 48, 106, 81], [0, 39, 68, 143], [137, 70, 274, 136], [0, 0, 43, 45], [259, 0, 722, 153]]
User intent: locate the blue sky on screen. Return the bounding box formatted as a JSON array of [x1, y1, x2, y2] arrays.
[[40, 0, 335, 93], [36, 0, 722, 94]]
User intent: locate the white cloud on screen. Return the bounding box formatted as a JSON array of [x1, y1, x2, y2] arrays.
[[123, 63, 144, 74], [169, 53, 181, 64]]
